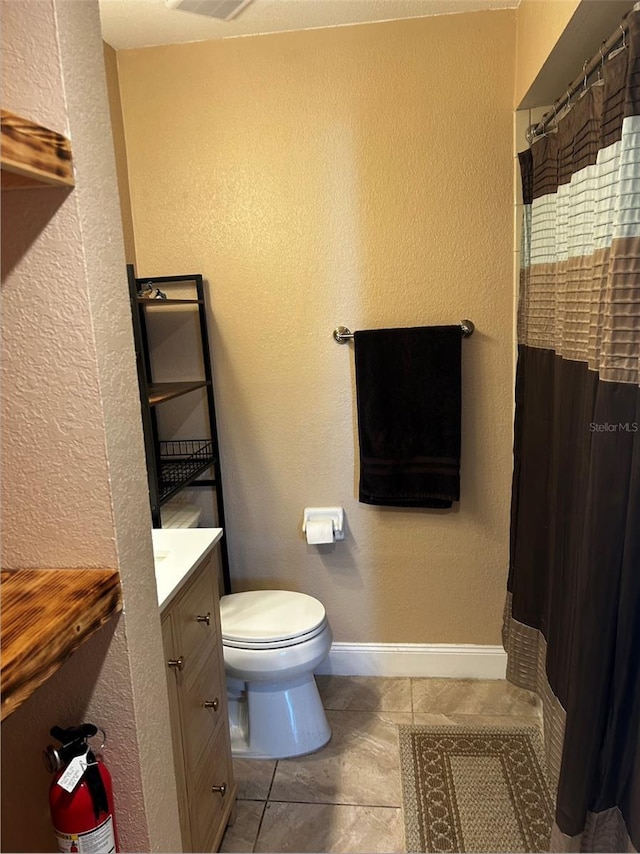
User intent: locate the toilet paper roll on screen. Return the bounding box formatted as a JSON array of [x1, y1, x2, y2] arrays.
[[305, 519, 334, 545]]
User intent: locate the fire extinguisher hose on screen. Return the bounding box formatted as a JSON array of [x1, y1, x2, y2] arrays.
[[85, 751, 109, 821]]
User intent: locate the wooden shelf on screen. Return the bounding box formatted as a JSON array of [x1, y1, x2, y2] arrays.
[[137, 298, 203, 306], [1, 109, 74, 190], [1, 569, 121, 721], [148, 380, 210, 406]]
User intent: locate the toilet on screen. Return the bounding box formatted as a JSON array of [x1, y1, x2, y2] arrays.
[[219, 589, 333, 759]]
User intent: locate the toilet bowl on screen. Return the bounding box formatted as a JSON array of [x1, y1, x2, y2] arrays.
[[219, 590, 332, 759]]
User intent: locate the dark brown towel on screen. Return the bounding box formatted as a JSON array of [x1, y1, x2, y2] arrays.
[[354, 326, 461, 508]]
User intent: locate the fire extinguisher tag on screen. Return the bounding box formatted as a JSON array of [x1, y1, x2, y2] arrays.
[[56, 752, 89, 793]]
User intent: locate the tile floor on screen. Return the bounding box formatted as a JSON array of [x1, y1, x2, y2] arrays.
[[219, 676, 542, 853]]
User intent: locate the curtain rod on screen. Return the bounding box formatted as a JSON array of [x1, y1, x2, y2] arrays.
[[529, 10, 632, 142]]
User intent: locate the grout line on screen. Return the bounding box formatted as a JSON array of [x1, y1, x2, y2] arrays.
[[251, 800, 268, 854], [266, 760, 278, 800], [252, 761, 279, 853]]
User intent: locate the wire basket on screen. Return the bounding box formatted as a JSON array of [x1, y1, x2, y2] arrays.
[[158, 439, 215, 501]]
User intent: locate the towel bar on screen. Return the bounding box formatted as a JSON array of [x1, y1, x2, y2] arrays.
[[333, 320, 475, 344]]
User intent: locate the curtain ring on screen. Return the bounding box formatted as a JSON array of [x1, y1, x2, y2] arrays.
[[582, 59, 589, 93], [620, 23, 627, 51], [598, 42, 605, 80]]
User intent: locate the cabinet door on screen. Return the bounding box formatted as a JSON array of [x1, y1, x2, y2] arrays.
[[161, 614, 192, 851]]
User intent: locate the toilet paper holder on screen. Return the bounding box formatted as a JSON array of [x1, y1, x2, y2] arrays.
[[302, 507, 345, 541]]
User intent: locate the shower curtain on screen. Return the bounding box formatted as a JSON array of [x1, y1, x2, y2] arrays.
[[504, 10, 640, 853]]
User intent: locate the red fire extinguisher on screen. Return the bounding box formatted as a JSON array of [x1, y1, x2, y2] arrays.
[[43, 724, 119, 854]]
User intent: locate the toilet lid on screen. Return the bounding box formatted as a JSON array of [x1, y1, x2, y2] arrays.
[[220, 590, 326, 644]]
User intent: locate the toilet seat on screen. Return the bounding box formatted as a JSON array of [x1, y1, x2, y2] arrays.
[[222, 620, 328, 649], [220, 590, 327, 649]]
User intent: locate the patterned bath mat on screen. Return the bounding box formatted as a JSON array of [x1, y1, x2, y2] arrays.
[[399, 725, 553, 853]]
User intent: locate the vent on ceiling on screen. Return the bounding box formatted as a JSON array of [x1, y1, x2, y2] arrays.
[[164, 0, 254, 21]]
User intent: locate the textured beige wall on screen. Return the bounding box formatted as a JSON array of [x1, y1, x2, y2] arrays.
[[1, 1, 180, 851], [1, 0, 68, 135], [1, 2, 116, 570], [514, 0, 580, 107], [117, 10, 516, 645], [103, 42, 137, 265]]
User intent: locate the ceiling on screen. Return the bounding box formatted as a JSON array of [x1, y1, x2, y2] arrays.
[[99, 0, 519, 50]]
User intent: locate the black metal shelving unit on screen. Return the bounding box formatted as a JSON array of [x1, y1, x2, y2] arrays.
[[127, 264, 231, 593]]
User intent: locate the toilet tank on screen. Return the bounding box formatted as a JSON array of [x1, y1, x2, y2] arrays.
[[160, 496, 202, 529]]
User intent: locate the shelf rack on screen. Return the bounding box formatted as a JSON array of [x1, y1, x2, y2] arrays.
[[128, 265, 231, 593]]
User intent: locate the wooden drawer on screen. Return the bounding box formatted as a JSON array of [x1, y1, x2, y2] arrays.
[[181, 637, 227, 777], [173, 557, 217, 659], [189, 723, 236, 853]]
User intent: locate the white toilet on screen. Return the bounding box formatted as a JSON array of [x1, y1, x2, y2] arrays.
[[219, 589, 333, 759]]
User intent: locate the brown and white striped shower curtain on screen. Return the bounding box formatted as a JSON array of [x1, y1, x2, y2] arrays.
[[504, 11, 640, 853]]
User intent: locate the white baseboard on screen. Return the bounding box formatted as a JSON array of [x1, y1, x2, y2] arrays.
[[315, 642, 507, 680]]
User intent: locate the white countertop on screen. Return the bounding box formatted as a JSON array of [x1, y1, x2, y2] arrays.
[[152, 527, 223, 611]]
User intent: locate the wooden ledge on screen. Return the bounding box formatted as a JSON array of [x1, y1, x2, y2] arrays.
[[1, 569, 122, 721], [1, 109, 74, 190]]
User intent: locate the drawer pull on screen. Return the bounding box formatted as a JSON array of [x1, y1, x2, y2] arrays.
[[211, 783, 227, 797], [204, 698, 219, 711], [196, 612, 211, 626], [167, 656, 184, 671]]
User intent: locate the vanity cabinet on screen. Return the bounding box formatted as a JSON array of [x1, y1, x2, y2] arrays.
[[161, 547, 236, 852]]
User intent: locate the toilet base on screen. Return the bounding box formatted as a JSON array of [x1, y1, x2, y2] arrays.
[[227, 672, 331, 759]]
